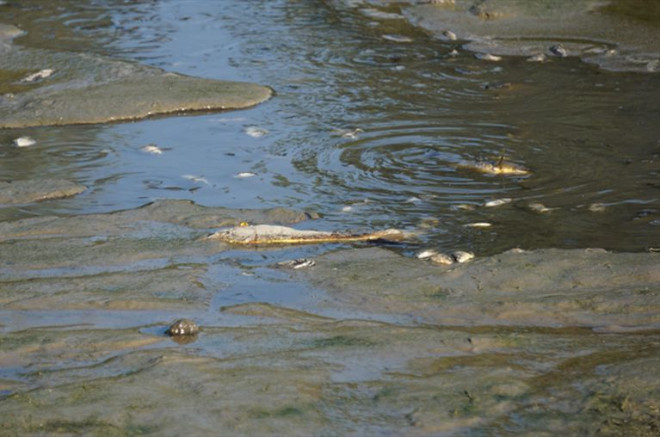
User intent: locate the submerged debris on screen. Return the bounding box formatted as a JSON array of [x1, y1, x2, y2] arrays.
[[166, 319, 199, 336], [182, 174, 210, 185], [382, 34, 413, 43], [526, 202, 556, 213], [277, 258, 316, 269], [333, 127, 364, 139], [527, 53, 546, 63], [208, 224, 406, 245], [20, 68, 54, 83], [12, 136, 36, 147], [244, 126, 268, 138], [141, 144, 163, 155], [474, 53, 502, 62], [235, 172, 257, 178]]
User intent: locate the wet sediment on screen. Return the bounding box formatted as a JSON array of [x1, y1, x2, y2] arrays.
[[0, 23, 271, 128], [0, 199, 658, 435], [1, 0, 659, 435]]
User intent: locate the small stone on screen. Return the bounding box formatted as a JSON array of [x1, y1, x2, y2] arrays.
[[166, 319, 199, 336]]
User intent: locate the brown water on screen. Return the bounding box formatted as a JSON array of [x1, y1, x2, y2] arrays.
[[1, 0, 659, 435]]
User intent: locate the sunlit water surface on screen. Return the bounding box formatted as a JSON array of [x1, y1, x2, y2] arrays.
[[1, 0, 659, 256]]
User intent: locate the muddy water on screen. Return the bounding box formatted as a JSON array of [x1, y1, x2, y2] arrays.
[[1, 0, 659, 435]]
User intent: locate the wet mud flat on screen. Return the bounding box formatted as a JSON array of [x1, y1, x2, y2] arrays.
[[0, 199, 658, 435], [0, 0, 659, 435]]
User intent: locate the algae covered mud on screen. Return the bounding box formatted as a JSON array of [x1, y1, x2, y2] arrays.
[[1, 0, 659, 435]]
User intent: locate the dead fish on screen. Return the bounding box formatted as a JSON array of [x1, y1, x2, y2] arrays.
[[527, 53, 546, 63], [451, 251, 474, 263], [442, 30, 457, 41], [428, 251, 474, 265], [334, 128, 364, 139], [527, 202, 555, 213], [484, 198, 512, 208], [452, 204, 477, 211], [182, 174, 210, 185], [277, 258, 316, 269], [458, 157, 530, 176], [430, 253, 455, 265], [12, 136, 36, 147], [141, 144, 163, 155], [549, 44, 568, 57], [382, 34, 413, 43], [208, 224, 406, 245], [474, 53, 502, 62], [416, 249, 439, 259], [20, 68, 54, 83], [463, 222, 492, 228]]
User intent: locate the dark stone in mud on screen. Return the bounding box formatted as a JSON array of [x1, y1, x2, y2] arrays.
[[166, 319, 199, 336]]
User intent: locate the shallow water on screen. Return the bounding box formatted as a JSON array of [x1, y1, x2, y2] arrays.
[[2, 0, 659, 253], [1, 0, 659, 435]]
